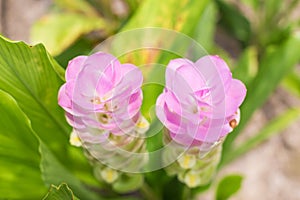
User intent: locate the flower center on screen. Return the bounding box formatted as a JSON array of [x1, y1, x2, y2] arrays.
[[98, 113, 111, 124], [91, 97, 101, 104]]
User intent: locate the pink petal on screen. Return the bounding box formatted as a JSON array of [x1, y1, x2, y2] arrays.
[[156, 93, 186, 134], [166, 59, 206, 101], [165, 58, 194, 88], [225, 79, 247, 116], [58, 84, 72, 111], [66, 56, 88, 81], [65, 112, 86, 129]]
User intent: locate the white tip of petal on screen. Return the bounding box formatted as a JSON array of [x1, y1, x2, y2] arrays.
[[69, 130, 82, 147], [135, 116, 150, 134], [177, 154, 196, 169], [184, 171, 201, 188], [100, 167, 119, 184]]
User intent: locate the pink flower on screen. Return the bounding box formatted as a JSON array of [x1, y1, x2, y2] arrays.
[[58, 52, 143, 135], [156, 55, 246, 146]]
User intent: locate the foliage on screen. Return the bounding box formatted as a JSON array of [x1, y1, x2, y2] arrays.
[[43, 183, 79, 200], [215, 175, 243, 200], [1, 0, 300, 199]]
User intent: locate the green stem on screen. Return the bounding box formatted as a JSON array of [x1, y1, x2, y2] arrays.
[[182, 186, 191, 200], [140, 183, 161, 200]]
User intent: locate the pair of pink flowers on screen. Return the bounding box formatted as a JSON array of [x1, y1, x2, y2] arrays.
[[58, 52, 246, 147]]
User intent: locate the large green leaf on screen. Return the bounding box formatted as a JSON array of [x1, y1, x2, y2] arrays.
[[31, 13, 108, 56], [0, 90, 102, 199], [0, 35, 69, 153], [123, 0, 209, 34], [0, 90, 46, 199], [43, 183, 79, 200], [40, 142, 101, 200]]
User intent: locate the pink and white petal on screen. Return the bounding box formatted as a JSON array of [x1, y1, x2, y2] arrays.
[[156, 93, 186, 134], [77, 128, 110, 144], [195, 56, 228, 105], [169, 132, 202, 147], [127, 90, 143, 118], [225, 79, 247, 116], [116, 64, 143, 93], [165, 58, 194, 88], [58, 84, 72, 111], [84, 52, 121, 76], [65, 112, 86, 130], [196, 55, 232, 90], [66, 56, 88, 81], [175, 63, 206, 92]]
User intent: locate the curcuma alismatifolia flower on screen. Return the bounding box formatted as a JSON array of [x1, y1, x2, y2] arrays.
[[58, 52, 149, 192], [58, 52, 144, 135], [156, 55, 246, 187]]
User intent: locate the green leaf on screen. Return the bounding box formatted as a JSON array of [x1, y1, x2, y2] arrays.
[[264, 0, 283, 24], [223, 35, 300, 153], [40, 142, 101, 200], [0, 89, 101, 199], [31, 13, 107, 55], [233, 46, 258, 86], [215, 175, 243, 200], [0, 35, 69, 156], [0, 90, 46, 199], [43, 183, 79, 200], [282, 71, 300, 97], [123, 0, 210, 35], [193, 1, 217, 51], [215, 0, 251, 44], [221, 108, 300, 166]]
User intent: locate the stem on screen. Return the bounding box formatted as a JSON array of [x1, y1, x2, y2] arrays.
[[182, 186, 191, 200], [140, 183, 161, 200]]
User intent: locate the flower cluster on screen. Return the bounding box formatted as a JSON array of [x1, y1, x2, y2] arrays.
[[58, 52, 149, 191], [157, 55, 246, 187], [156, 55, 246, 147], [58, 52, 144, 137]]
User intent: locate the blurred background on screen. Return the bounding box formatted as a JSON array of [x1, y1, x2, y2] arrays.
[[1, 0, 300, 199]]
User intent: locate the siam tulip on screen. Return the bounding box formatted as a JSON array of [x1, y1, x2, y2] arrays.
[[58, 52, 144, 135], [156, 55, 246, 187], [58, 52, 149, 192]]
